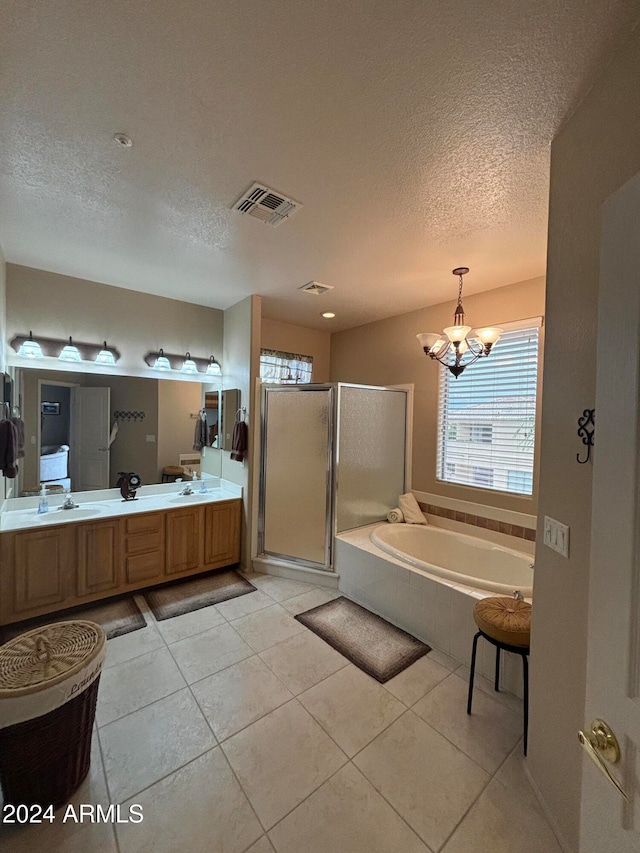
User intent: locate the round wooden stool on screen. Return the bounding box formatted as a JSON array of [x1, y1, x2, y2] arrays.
[[161, 466, 185, 483], [467, 596, 531, 755]]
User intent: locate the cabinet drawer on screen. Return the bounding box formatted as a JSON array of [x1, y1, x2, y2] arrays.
[[125, 551, 164, 585], [126, 514, 162, 535], [125, 531, 162, 556]]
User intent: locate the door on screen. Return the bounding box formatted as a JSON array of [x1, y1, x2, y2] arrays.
[[204, 500, 241, 566], [11, 527, 75, 617], [71, 386, 111, 490], [581, 173, 640, 850]]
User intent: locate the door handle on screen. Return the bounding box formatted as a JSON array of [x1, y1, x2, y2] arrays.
[[578, 719, 630, 803], [98, 447, 107, 452]]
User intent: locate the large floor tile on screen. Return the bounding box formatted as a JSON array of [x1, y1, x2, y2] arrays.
[[96, 647, 185, 726], [116, 748, 262, 853], [0, 733, 117, 853], [169, 622, 253, 683], [269, 762, 430, 853], [383, 653, 450, 707], [354, 711, 489, 851], [153, 603, 226, 644], [246, 837, 275, 853], [298, 665, 405, 757], [456, 665, 525, 714], [100, 688, 216, 801], [413, 673, 523, 773], [441, 773, 562, 853], [192, 655, 292, 740], [259, 629, 349, 695], [103, 621, 166, 669], [428, 649, 463, 671], [250, 574, 318, 602], [230, 604, 306, 652], [280, 587, 338, 616], [215, 589, 275, 621], [222, 700, 346, 829]]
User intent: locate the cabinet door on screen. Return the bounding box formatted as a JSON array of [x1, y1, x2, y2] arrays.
[[204, 500, 241, 567], [12, 527, 75, 616], [165, 507, 203, 575], [77, 519, 122, 596]]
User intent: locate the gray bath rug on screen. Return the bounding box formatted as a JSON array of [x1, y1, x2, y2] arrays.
[[0, 596, 146, 645], [144, 569, 256, 621], [295, 597, 430, 683]]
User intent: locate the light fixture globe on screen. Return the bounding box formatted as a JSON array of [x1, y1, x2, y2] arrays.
[[153, 348, 171, 371], [205, 356, 221, 376], [95, 341, 116, 365], [181, 352, 198, 375], [59, 337, 82, 362], [416, 267, 502, 377], [17, 332, 44, 359]]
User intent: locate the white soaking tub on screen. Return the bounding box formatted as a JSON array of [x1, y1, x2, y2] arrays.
[[370, 523, 533, 597]]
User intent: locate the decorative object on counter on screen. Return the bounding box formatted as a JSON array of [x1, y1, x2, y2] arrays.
[[416, 267, 503, 378], [117, 471, 141, 500], [144, 350, 223, 376], [113, 410, 146, 422], [398, 492, 427, 524], [577, 408, 595, 464], [231, 407, 248, 462], [295, 597, 431, 683], [143, 569, 257, 621], [0, 597, 146, 645], [11, 333, 120, 364], [0, 620, 106, 808], [387, 508, 404, 524]]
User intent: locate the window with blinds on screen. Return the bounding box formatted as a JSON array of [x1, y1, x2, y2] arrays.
[[260, 349, 313, 384], [436, 323, 540, 496]]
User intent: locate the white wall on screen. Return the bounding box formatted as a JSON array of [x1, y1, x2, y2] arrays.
[[261, 317, 331, 383]]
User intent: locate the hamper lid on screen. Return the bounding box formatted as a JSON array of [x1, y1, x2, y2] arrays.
[[0, 621, 106, 698]]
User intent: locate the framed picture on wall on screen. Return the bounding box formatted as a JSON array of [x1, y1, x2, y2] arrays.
[[41, 401, 61, 415]]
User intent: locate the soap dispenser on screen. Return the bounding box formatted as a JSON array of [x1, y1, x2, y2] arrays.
[[37, 484, 49, 514]]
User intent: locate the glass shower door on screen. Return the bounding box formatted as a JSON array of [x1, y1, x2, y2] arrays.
[[259, 385, 334, 569]]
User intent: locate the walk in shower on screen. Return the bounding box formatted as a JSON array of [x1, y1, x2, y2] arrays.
[[258, 383, 410, 572]]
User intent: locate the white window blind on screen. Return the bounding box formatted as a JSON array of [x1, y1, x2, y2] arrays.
[[436, 325, 540, 496], [260, 349, 313, 384]]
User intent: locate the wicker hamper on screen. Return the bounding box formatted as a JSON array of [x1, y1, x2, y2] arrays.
[[0, 620, 106, 808]]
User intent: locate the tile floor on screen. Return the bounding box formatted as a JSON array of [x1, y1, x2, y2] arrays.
[[0, 571, 562, 853]]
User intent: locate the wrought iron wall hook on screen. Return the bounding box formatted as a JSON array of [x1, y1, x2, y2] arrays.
[[577, 409, 595, 464]]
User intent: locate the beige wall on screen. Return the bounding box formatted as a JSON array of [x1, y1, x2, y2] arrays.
[[261, 318, 331, 383], [528, 24, 640, 851], [6, 265, 224, 378], [157, 379, 203, 476], [330, 276, 545, 514]]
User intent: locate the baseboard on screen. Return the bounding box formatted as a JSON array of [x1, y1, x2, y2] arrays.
[[252, 555, 340, 589], [523, 764, 575, 853]]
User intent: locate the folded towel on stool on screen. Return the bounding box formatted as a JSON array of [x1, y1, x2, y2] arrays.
[[387, 508, 404, 524]]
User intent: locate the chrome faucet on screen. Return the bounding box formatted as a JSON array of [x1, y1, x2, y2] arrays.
[[60, 494, 79, 510], [178, 483, 194, 496]]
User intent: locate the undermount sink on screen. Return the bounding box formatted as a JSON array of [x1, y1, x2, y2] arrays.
[[34, 506, 107, 522], [167, 493, 211, 504]]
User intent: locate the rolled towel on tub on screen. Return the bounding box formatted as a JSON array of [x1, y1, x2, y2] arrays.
[[387, 508, 404, 524]]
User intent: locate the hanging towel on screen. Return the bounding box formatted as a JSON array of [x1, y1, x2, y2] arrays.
[[108, 422, 119, 448], [230, 420, 248, 462], [193, 413, 208, 451], [11, 417, 25, 459], [0, 420, 19, 478], [398, 492, 427, 524], [387, 508, 404, 524]]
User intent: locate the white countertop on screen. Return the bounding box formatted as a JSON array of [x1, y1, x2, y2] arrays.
[[0, 479, 242, 532]]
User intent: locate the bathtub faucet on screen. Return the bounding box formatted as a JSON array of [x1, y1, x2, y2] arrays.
[[512, 590, 524, 601]]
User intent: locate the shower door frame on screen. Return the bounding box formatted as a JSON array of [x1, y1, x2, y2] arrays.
[[258, 383, 336, 571]]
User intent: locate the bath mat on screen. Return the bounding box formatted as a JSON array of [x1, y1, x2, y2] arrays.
[[0, 596, 146, 645], [143, 569, 257, 621], [295, 597, 430, 683]]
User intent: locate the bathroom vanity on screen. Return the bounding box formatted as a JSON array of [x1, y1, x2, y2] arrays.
[[0, 487, 241, 626]]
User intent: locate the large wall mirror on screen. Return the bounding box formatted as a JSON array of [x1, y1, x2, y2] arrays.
[[13, 368, 224, 496]]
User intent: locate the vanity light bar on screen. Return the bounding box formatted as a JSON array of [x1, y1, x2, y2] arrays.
[[11, 334, 120, 363], [144, 351, 222, 376]]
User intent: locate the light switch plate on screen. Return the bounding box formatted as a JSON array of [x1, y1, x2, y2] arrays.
[[543, 516, 570, 558], [145, 434, 156, 443]]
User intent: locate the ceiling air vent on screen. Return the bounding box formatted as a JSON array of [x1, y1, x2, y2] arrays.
[[233, 182, 302, 227], [298, 281, 334, 296]]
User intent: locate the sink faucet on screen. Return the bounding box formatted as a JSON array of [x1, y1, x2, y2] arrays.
[[60, 494, 79, 510], [178, 483, 194, 496]]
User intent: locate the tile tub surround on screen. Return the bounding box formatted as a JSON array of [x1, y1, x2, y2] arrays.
[[419, 502, 536, 542], [335, 527, 528, 700], [0, 574, 560, 853]]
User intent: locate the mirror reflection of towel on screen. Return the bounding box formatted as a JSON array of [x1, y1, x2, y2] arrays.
[[109, 422, 118, 447], [0, 420, 19, 478], [193, 414, 207, 451], [11, 417, 25, 459]]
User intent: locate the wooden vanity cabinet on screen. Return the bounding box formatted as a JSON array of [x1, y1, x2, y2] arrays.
[[0, 498, 242, 626]]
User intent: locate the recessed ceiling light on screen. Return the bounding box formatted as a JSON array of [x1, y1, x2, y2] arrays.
[[113, 133, 133, 148], [322, 312, 336, 319]]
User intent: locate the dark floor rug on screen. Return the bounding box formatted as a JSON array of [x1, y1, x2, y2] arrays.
[[295, 596, 431, 683], [0, 596, 146, 645], [143, 569, 257, 621]]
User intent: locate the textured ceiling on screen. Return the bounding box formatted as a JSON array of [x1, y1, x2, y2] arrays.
[[1, 1, 638, 331]]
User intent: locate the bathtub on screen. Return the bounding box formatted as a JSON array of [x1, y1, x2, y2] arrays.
[[40, 445, 70, 482], [370, 523, 533, 597]]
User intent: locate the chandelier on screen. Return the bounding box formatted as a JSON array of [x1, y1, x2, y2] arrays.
[[416, 267, 503, 378]]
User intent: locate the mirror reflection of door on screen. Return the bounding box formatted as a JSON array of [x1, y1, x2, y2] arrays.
[[71, 387, 111, 491]]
